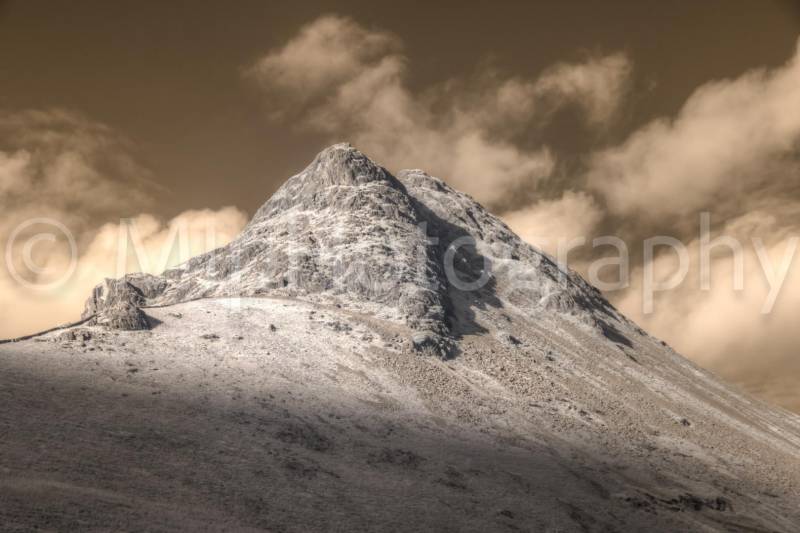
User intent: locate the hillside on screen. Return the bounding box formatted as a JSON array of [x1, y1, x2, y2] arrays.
[[1, 145, 799, 531]]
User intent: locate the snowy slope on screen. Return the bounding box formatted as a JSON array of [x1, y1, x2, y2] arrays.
[[2, 145, 800, 531]]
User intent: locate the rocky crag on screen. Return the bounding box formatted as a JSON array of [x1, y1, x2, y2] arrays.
[[83, 143, 629, 356]]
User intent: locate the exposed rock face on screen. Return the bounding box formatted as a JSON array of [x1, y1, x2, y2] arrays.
[[83, 143, 631, 350], [82, 276, 154, 331]]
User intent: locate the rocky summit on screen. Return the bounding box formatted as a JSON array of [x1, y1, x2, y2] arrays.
[[83, 143, 626, 356]]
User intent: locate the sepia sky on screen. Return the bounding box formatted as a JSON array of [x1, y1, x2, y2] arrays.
[[2, 1, 800, 410]]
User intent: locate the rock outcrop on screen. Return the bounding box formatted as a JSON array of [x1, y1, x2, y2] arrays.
[[82, 273, 168, 330]]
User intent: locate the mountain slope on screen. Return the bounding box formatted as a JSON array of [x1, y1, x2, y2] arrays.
[[2, 144, 800, 532]]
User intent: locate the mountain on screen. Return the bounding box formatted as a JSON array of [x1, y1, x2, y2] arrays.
[[82, 144, 624, 355], [2, 144, 799, 532]]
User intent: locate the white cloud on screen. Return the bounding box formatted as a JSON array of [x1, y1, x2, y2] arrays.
[[247, 15, 630, 208], [588, 40, 800, 220], [0, 208, 248, 339], [614, 208, 800, 371], [502, 191, 604, 257], [531, 52, 632, 126], [246, 15, 402, 109]]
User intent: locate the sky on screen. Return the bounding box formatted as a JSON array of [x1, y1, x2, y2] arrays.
[[2, 1, 800, 411]]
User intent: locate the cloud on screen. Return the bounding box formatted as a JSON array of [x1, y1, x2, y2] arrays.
[[247, 15, 630, 208], [246, 15, 402, 113], [532, 52, 632, 126], [0, 109, 156, 239], [502, 191, 604, 257], [588, 40, 800, 220], [0, 110, 248, 339], [0, 208, 248, 339], [572, 39, 800, 411], [610, 207, 800, 410]]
